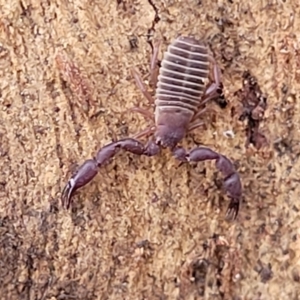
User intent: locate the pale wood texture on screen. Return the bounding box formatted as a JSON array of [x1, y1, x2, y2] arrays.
[[1, 0, 300, 299]]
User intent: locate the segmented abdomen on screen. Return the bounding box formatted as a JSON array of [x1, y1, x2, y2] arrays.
[[155, 36, 209, 113]]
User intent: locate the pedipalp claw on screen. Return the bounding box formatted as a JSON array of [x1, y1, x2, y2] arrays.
[[61, 178, 76, 209], [225, 198, 240, 221], [61, 159, 98, 209]]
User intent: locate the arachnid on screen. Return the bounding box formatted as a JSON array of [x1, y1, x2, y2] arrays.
[[61, 36, 242, 219]]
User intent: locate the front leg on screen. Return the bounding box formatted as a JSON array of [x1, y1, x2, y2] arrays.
[[61, 138, 160, 209], [173, 147, 242, 220]]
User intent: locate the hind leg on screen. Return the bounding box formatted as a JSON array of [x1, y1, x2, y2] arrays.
[[149, 40, 162, 89], [131, 67, 154, 106], [129, 41, 162, 137], [131, 40, 162, 107]]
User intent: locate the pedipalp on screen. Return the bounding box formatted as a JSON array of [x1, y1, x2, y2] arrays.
[[62, 138, 160, 209], [173, 146, 242, 220]]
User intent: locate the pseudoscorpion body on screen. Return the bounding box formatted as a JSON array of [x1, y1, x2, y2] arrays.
[[62, 36, 242, 220], [153, 36, 220, 148]]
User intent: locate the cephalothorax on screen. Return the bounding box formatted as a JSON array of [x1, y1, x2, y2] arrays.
[[62, 36, 242, 219]]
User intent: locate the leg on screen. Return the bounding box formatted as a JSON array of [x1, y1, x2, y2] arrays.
[[188, 121, 204, 132], [131, 67, 154, 105], [149, 40, 162, 89], [202, 57, 224, 102], [173, 146, 242, 220], [131, 40, 161, 104], [190, 107, 208, 122], [125, 106, 154, 122], [61, 138, 160, 209], [131, 125, 156, 139], [189, 106, 218, 131], [130, 41, 161, 117], [190, 106, 218, 124]]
